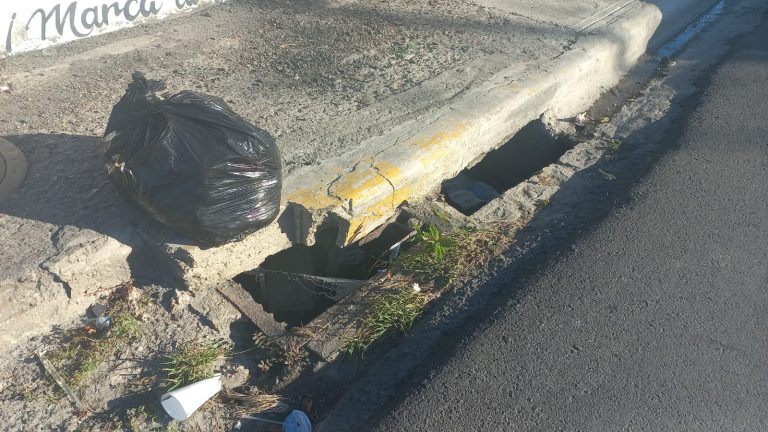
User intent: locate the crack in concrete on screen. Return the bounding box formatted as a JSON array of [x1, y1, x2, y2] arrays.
[[371, 163, 397, 210], [326, 159, 366, 214]]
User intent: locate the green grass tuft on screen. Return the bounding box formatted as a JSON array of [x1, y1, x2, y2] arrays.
[[346, 222, 516, 355], [163, 341, 227, 390], [46, 286, 143, 386], [345, 290, 429, 356]]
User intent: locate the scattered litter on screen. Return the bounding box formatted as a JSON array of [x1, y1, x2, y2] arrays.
[[87, 303, 107, 318], [597, 169, 617, 180], [388, 241, 403, 262], [161, 374, 222, 421], [599, 116, 610, 124], [243, 410, 312, 432], [574, 112, 590, 127], [94, 315, 112, 331], [413, 283, 421, 293], [442, 173, 499, 215], [660, 56, 677, 68], [37, 351, 87, 412], [0, 84, 11, 93], [104, 72, 282, 245]]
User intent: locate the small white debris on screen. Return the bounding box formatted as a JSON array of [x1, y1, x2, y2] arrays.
[[413, 283, 421, 293], [574, 112, 590, 127], [0, 84, 11, 93], [597, 169, 616, 181]]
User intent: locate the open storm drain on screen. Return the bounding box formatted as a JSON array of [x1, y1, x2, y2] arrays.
[[230, 120, 574, 327], [0, 138, 28, 205], [441, 119, 575, 215], [234, 215, 414, 327]]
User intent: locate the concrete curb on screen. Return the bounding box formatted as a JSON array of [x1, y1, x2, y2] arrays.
[[149, 0, 719, 290]]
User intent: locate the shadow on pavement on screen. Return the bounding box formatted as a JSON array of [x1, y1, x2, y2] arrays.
[[0, 133, 172, 284]]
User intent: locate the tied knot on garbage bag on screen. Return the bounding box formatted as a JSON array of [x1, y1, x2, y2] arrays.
[[104, 72, 282, 245]]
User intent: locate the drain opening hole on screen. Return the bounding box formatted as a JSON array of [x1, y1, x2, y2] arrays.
[[234, 215, 414, 327], [442, 119, 575, 215]]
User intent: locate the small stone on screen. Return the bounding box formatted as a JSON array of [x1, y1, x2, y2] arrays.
[[358, 94, 375, 106], [221, 365, 249, 389], [172, 290, 193, 315]]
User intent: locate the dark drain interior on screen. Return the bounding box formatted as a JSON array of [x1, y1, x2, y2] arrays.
[[442, 119, 575, 215], [234, 215, 414, 327]]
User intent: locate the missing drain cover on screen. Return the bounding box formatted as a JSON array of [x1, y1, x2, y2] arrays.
[[442, 119, 574, 215], [0, 138, 27, 205], [233, 215, 415, 328]]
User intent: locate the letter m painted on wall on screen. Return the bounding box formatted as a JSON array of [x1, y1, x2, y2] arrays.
[[26, 2, 89, 40]]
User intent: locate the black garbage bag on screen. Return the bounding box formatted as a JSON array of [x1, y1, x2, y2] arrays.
[[104, 72, 282, 245]]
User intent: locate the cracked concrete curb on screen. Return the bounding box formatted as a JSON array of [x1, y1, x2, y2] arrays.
[[145, 0, 719, 290]]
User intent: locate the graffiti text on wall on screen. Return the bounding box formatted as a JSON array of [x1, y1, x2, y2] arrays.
[[5, 0, 201, 53]]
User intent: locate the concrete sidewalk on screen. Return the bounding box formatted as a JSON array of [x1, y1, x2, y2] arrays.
[[0, 0, 716, 347]]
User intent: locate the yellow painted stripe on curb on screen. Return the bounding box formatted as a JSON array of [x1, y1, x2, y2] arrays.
[[285, 123, 469, 243]]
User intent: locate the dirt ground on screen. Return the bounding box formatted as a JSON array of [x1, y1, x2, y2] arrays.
[[0, 0, 575, 430], [0, 277, 305, 431], [0, 0, 571, 175]]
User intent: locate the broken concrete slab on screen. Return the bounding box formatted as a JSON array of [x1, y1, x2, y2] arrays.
[[0, 134, 146, 349], [216, 280, 286, 339], [41, 226, 133, 294]]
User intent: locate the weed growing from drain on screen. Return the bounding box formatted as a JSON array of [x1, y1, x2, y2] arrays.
[[46, 282, 143, 386], [252, 333, 307, 373], [163, 341, 228, 390], [398, 223, 514, 287], [345, 289, 430, 356], [346, 222, 516, 356], [397, 224, 457, 282], [610, 139, 623, 152]]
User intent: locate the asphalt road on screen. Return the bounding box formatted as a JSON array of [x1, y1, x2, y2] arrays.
[[365, 12, 768, 432]]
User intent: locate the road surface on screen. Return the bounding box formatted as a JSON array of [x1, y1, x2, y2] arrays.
[[365, 10, 768, 432]]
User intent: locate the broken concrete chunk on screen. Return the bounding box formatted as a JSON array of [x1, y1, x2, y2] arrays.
[[216, 280, 286, 339], [221, 365, 250, 389], [172, 290, 193, 316], [41, 228, 133, 294]]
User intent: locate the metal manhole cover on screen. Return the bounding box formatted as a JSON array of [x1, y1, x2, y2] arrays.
[[0, 138, 28, 204]]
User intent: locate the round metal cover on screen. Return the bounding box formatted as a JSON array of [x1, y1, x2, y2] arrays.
[[0, 137, 28, 204]]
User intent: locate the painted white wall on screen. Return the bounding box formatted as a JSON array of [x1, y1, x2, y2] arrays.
[[1, 0, 218, 55]]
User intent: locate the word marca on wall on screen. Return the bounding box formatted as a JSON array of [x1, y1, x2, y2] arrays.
[[2, 0, 217, 55]]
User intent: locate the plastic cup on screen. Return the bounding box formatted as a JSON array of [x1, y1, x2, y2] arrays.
[[161, 374, 222, 420]]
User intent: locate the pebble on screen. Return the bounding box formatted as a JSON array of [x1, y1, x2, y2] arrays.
[[358, 94, 375, 106]]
